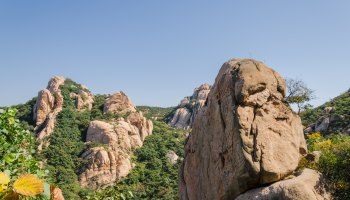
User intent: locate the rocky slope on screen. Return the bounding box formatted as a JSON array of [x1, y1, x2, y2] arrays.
[[33, 76, 65, 150], [179, 59, 330, 200], [79, 94, 153, 189], [168, 83, 211, 129], [30, 77, 153, 198], [303, 90, 350, 134]]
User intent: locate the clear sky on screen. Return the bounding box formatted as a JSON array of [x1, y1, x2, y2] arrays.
[[1, 1, 350, 107]]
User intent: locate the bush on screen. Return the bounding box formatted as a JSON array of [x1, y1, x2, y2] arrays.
[[0, 108, 49, 199], [0, 108, 43, 177], [304, 133, 350, 199]]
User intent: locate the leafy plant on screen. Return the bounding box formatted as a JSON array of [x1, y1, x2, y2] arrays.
[[0, 108, 43, 178], [0, 108, 50, 199], [0, 172, 50, 199], [302, 133, 350, 200]]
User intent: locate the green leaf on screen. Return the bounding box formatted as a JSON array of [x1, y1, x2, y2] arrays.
[[4, 153, 16, 164]]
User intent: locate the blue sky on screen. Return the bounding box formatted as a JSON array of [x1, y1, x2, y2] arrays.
[[1, 1, 350, 107]]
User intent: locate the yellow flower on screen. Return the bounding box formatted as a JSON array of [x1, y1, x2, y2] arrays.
[[315, 139, 333, 150], [13, 174, 44, 196], [0, 172, 10, 185], [0, 172, 10, 193], [307, 132, 322, 140]]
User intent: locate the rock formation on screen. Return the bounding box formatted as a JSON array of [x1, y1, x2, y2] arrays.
[[33, 76, 65, 150], [104, 92, 136, 115], [70, 89, 94, 111], [304, 105, 349, 134], [79, 92, 153, 189], [235, 169, 331, 200], [50, 186, 65, 200], [179, 59, 312, 200], [166, 150, 179, 165], [169, 83, 211, 129]]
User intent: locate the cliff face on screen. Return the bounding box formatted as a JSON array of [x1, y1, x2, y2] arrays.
[[168, 83, 211, 129], [179, 59, 329, 200]]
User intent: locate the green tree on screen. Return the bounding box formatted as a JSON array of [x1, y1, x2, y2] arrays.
[[285, 78, 315, 114]]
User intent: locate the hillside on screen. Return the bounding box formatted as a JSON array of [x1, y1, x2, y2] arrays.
[[302, 90, 350, 134], [3, 77, 187, 200], [136, 106, 174, 121]]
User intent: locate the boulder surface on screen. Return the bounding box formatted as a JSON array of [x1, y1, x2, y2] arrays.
[[235, 169, 331, 200], [104, 92, 136, 115], [179, 59, 307, 200]]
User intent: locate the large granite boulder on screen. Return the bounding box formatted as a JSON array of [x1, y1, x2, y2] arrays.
[[104, 92, 136, 115], [169, 83, 211, 129], [179, 59, 307, 200]]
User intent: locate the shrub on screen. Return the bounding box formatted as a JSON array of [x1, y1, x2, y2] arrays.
[[305, 133, 350, 199], [0, 108, 50, 199]]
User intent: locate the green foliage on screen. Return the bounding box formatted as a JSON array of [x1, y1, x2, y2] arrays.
[[0, 108, 43, 177], [302, 91, 350, 133], [90, 121, 187, 200], [12, 98, 37, 132], [0, 108, 49, 199], [285, 78, 314, 114], [90, 94, 107, 120], [303, 133, 350, 199], [41, 79, 91, 199], [136, 106, 175, 121]]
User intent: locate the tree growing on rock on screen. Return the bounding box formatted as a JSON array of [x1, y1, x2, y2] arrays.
[[285, 78, 315, 114]]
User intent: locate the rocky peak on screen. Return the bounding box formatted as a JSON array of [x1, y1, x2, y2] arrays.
[[168, 83, 211, 129], [33, 76, 65, 150], [79, 93, 153, 190], [104, 91, 137, 115], [70, 89, 94, 111], [178, 59, 327, 200]]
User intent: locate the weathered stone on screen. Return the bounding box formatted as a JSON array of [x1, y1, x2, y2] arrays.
[[79, 146, 132, 190], [70, 90, 94, 111], [179, 59, 307, 200], [166, 151, 179, 165], [104, 92, 136, 115], [33, 76, 65, 150], [169, 84, 211, 129], [50, 186, 65, 200], [80, 94, 153, 189], [169, 108, 192, 130], [235, 169, 331, 200], [315, 117, 330, 132]]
